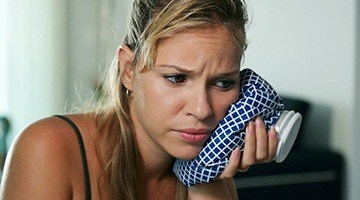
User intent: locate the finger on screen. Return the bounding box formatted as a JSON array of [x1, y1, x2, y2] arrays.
[[254, 117, 268, 161], [267, 126, 279, 162], [239, 122, 256, 170], [219, 147, 241, 179]]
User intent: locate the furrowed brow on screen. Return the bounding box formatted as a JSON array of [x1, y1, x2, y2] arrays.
[[157, 65, 194, 74]]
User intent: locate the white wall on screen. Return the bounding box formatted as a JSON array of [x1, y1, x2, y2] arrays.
[[244, 0, 356, 154], [6, 0, 68, 143], [0, 0, 9, 115], [67, 0, 132, 107], [243, 1, 357, 199], [350, 1, 360, 200], [67, 0, 101, 107]]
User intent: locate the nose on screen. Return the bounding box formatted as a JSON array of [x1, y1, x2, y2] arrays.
[[185, 86, 213, 120]]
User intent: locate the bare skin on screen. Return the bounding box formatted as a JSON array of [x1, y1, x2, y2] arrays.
[[0, 114, 107, 200], [0, 27, 278, 199]]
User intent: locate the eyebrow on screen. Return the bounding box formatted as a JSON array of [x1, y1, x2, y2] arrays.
[[157, 65, 194, 73], [157, 64, 240, 76]]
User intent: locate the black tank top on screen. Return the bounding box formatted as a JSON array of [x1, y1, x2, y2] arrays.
[[55, 115, 92, 200]]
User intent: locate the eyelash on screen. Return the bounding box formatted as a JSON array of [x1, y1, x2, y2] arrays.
[[164, 74, 237, 90], [214, 79, 237, 90], [164, 74, 187, 84]]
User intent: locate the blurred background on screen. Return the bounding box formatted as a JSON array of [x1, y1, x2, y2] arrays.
[[0, 0, 359, 199]]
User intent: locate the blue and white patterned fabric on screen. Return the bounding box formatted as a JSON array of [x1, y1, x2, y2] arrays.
[[173, 68, 285, 187]]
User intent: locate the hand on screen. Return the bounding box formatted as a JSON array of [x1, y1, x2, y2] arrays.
[[219, 117, 279, 178], [187, 117, 279, 200]]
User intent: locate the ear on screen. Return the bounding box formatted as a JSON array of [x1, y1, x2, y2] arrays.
[[118, 45, 135, 91]]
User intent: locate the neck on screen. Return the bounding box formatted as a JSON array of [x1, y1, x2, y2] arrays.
[[138, 136, 175, 183], [135, 134, 178, 199]]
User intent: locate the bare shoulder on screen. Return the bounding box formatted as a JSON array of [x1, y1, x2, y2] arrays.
[[0, 115, 95, 199], [6, 115, 82, 163]]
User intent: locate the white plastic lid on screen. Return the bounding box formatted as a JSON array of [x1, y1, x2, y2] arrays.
[[274, 111, 302, 163]]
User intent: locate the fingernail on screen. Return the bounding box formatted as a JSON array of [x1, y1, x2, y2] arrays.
[[255, 117, 264, 127], [231, 147, 240, 158], [235, 146, 241, 156], [269, 126, 278, 138], [270, 125, 276, 131], [247, 122, 255, 134]]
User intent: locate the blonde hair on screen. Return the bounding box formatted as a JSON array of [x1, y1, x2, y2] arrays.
[[93, 0, 248, 199]]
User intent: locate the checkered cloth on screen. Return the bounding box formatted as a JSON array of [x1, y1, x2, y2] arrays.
[[173, 68, 285, 186]]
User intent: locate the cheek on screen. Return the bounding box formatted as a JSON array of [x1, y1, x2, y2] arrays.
[[134, 77, 183, 124], [212, 89, 239, 119]]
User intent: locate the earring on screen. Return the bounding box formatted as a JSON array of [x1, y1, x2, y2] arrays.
[[126, 89, 133, 99]]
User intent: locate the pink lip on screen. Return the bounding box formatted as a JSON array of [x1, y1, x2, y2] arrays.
[[176, 128, 211, 143]]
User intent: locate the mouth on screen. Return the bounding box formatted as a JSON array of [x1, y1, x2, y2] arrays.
[[175, 128, 212, 143]]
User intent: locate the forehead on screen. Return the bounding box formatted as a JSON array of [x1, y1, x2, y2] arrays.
[[159, 26, 235, 48], [154, 26, 240, 68]]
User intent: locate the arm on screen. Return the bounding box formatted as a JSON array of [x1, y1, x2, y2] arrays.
[[187, 117, 278, 199], [0, 118, 72, 200]]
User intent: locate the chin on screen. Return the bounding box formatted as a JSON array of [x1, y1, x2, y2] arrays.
[[171, 146, 203, 160]]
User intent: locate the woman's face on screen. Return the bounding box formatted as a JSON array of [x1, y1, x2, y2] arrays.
[[128, 26, 241, 160]]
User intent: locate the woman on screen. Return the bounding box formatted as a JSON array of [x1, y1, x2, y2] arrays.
[[0, 0, 278, 199]]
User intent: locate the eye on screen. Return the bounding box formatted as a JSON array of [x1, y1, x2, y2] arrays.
[[164, 74, 187, 84], [214, 79, 237, 90]]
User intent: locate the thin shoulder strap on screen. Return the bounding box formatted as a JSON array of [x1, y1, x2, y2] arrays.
[[54, 115, 92, 200]]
